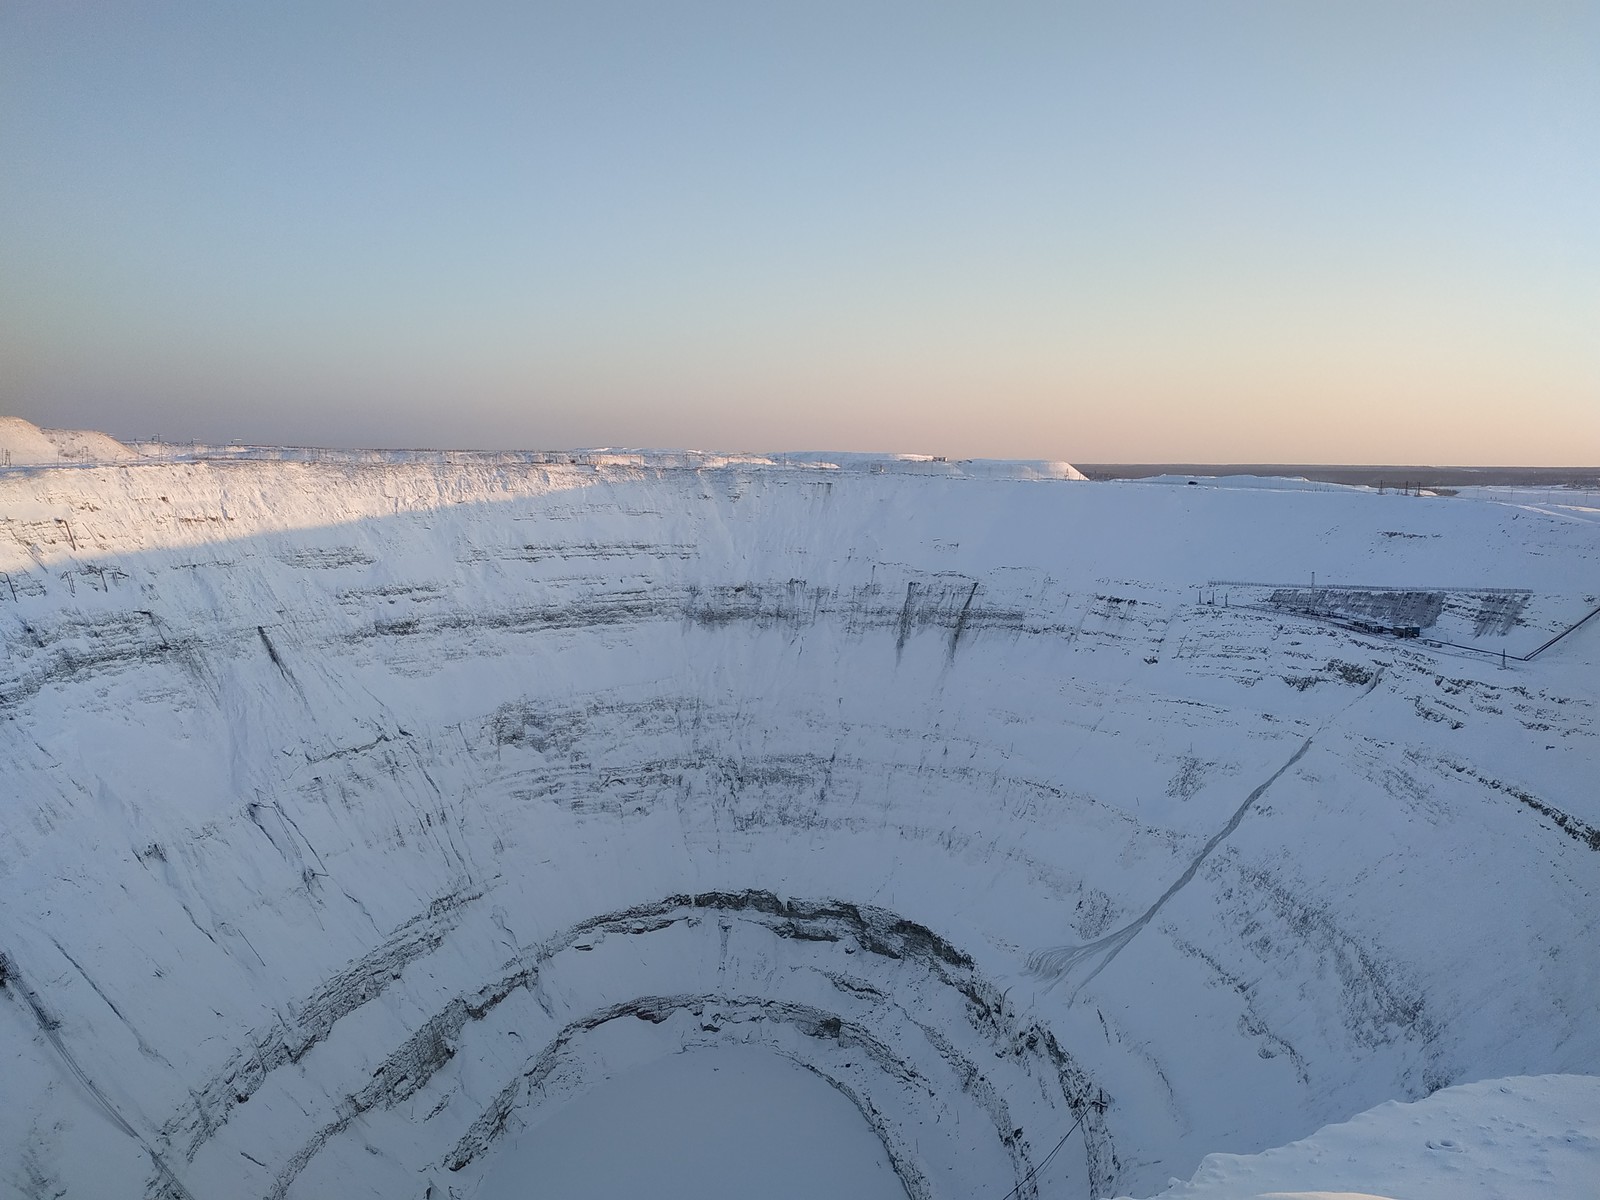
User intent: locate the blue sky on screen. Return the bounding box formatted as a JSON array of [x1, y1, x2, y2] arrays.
[[2, 2, 1596, 462]]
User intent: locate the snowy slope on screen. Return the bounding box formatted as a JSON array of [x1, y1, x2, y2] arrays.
[[1119, 1074, 1600, 1200], [0, 447, 1595, 1200]]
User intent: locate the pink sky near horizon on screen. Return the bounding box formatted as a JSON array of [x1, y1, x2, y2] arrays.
[[3, 3, 1596, 465]]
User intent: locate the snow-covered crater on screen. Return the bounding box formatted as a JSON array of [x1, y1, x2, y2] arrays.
[[1, 437, 1596, 1199]]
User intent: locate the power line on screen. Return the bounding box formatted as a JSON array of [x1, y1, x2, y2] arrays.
[[991, 1108, 1088, 1200]]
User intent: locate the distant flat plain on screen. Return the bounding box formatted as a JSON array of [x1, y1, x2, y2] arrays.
[[1077, 465, 1600, 490]]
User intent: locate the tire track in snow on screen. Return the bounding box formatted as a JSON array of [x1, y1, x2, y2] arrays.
[[0, 950, 200, 1200], [1028, 671, 1383, 999]]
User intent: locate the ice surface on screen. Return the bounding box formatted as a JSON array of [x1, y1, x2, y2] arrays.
[[0, 444, 1595, 1200]]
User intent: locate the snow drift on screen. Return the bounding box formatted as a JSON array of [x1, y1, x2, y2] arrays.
[[1, 439, 1595, 1199]]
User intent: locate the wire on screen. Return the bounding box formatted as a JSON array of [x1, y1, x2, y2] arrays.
[[992, 1108, 1087, 1200]]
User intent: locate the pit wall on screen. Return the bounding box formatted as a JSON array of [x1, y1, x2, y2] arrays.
[[2, 459, 1596, 1199]]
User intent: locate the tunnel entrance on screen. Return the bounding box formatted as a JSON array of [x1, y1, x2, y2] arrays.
[[475, 1044, 907, 1200]]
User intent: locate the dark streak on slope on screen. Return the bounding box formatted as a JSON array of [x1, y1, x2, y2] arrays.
[[48, 937, 169, 1064], [948, 580, 981, 661], [0, 951, 200, 1200], [255, 626, 298, 690], [896, 582, 918, 658]]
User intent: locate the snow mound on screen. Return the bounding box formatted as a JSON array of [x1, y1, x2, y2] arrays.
[[0, 416, 135, 465], [1120, 1073, 1600, 1200], [42, 425, 137, 462], [0, 416, 63, 464]]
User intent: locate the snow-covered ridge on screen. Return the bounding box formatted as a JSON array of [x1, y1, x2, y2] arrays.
[[3, 416, 1088, 481], [0, 433, 1595, 1199]]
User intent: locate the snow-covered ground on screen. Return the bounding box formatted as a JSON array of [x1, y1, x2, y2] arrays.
[[477, 1044, 904, 1200], [1, 422, 1595, 1199], [1118, 1074, 1600, 1200]]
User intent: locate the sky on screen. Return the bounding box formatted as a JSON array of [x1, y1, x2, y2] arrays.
[[1, 2, 1596, 463]]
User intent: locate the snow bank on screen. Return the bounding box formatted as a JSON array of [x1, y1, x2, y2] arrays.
[[1121, 1074, 1600, 1200]]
